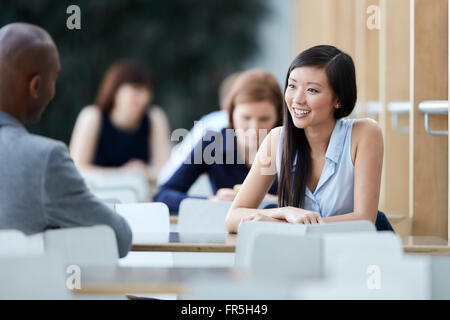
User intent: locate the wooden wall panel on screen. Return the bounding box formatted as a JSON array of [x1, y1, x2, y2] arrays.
[[379, 0, 411, 236], [410, 0, 448, 239]]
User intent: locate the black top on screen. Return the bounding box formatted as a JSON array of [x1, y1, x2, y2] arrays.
[[93, 111, 151, 167]]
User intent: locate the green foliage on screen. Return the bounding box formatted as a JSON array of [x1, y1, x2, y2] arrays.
[[0, 0, 268, 143]]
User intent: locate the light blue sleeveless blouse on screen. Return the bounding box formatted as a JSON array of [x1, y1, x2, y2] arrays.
[[276, 119, 356, 217]]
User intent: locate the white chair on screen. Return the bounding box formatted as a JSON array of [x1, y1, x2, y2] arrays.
[[235, 222, 322, 276], [115, 202, 173, 268], [291, 231, 417, 299], [178, 198, 279, 233], [44, 226, 128, 299], [303, 220, 376, 234], [0, 229, 32, 257], [321, 231, 403, 276], [0, 230, 45, 257], [234, 221, 377, 273], [1, 226, 124, 299], [44, 225, 119, 266], [0, 253, 69, 299], [178, 198, 231, 233], [114, 202, 170, 236], [292, 255, 431, 299], [83, 172, 151, 201], [430, 255, 450, 299], [27, 233, 46, 254], [235, 220, 375, 266]]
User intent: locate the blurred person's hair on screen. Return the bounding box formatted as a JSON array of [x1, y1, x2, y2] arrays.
[[94, 59, 155, 112], [225, 69, 283, 129], [218, 72, 241, 110]]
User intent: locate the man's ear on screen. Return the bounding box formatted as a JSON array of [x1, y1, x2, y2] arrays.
[[29, 74, 41, 99]]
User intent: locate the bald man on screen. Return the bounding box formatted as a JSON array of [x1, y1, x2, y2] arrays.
[[0, 23, 132, 258]]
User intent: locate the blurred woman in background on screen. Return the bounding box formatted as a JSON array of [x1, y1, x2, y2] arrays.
[[154, 68, 283, 213], [70, 59, 171, 184], [157, 72, 240, 185]]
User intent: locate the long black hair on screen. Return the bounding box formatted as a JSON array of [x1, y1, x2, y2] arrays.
[[277, 45, 357, 208]]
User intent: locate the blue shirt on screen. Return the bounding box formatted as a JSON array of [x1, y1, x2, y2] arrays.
[[276, 118, 356, 217], [155, 127, 278, 213], [157, 109, 229, 185]]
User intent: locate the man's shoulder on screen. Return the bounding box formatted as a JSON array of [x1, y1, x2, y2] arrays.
[[9, 132, 69, 167], [24, 133, 67, 155]]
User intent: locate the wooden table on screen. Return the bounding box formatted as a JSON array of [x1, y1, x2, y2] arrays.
[[386, 213, 406, 224], [72, 266, 309, 296], [132, 232, 450, 254], [401, 236, 450, 254], [132, 232, 237, 252], [73, 266, 240, 295], [75, 236, 450, 296]]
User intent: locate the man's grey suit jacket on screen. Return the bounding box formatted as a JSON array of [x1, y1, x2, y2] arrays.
[[0, 111, 132, 257]]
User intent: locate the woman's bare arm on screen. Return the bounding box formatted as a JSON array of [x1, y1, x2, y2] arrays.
[[322, 118, 383, 224], [225, 127, 282, 233], [147, 106, 171, 181], [69, 105, 102, 170]]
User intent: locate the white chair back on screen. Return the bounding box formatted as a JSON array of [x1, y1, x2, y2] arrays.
[[292, 255, 431, 299], [178, 199, 282, 233], [83, 172, 151, 201], [304, 220, 376, 234], [430, 255, 450, 299], [115, 202, 172, 268], [235, 220, 378, 273], [321, 231, 403, 276], [235, 222, 321, 276], [0, 227, 126, 299], [0, 230, 30, 257], [0, 230, 44, 257], [0, 253, 69, 299], [249, 232, 321, 276], [44, 225, 119, 266], [178, 199, 230, 233], [115, 202, 170, 235], [235, 222, 307, 268]]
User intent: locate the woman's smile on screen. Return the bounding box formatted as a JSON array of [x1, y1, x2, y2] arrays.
[[292, 106, 311, 118]]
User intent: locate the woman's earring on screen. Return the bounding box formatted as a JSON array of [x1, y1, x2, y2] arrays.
[[335, 104, 341, 109]]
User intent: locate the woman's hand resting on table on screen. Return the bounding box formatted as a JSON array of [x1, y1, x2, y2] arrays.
[[238, 207, 322, 228], [241, 213, 284, 223], [268, 207, 323, 224]]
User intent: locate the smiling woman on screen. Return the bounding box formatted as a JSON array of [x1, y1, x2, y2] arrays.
[[225, 45, 387, 233]]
